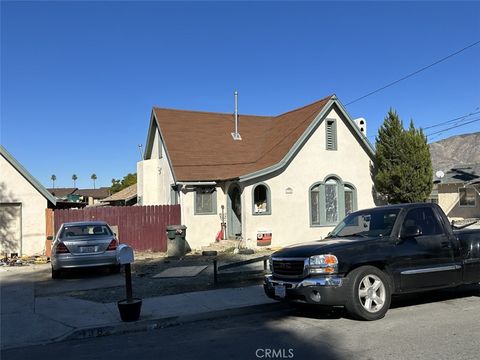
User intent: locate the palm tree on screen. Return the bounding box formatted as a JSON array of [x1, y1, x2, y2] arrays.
[[91, 173, 97, 189], [51, 174, 56, 189], [72, 174, 78, 188]]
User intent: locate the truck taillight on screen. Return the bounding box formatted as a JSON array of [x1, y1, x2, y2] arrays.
[[107, 239, 118, 251], [55, 242, 70, 254]]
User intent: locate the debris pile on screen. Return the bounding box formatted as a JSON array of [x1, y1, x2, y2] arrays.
[[0, 253, 49, 266]]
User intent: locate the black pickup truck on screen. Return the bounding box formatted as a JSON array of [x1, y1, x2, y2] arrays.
[[264, 203, 480, 320]]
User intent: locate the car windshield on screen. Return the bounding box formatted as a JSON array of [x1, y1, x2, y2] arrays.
[[61, 225, 112, 238], [328, 208, 401, 238]]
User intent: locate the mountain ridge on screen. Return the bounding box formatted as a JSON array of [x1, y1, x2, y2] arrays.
[[429, 132, 480, 171]]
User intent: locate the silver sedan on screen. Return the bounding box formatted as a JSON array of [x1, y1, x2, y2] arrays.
[[51, 221, 121, 278]]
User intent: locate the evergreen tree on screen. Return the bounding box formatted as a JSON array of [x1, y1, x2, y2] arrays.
[[374, 109, 432, 203], [110, 173, 137, 194]]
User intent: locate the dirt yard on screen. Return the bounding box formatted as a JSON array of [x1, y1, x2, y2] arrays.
[[60, 249, 274, 303]]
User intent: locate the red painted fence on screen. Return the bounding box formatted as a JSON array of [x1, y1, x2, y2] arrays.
[[54, 205, 181, 252]]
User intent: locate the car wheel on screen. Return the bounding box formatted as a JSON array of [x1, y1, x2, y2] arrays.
[[51, 268, 62, 279], [345, 266, 391, 321]]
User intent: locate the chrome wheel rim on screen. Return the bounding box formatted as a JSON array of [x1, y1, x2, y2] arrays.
[[358, 274, 386, 313]]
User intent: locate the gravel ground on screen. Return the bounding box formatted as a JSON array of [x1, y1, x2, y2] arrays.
[[62, 249, 274, 303]]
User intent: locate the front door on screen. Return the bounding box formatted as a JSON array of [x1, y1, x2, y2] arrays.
[[227, 185, 242, 238]]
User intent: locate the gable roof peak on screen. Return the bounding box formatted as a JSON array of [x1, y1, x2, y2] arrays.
[[275, 94, 335, 118]]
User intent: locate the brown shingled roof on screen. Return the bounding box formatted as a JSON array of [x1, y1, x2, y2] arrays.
[[47, 188, 77, 197], [76, 187, 111, 199], [154, 95, 333, 181], [101, 184, 137, 202]]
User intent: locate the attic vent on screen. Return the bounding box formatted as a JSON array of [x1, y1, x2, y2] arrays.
[[326, 119, 337, 150], [231, 91, 242, 141]]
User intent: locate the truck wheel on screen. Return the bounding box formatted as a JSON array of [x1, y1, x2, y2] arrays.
[[345, 266, 391, 321]]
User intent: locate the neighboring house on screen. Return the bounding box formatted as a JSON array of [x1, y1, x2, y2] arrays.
[[48, 187, 110, 206], [76, 188, 111, 205], [0, 145, 56, 256], [433, 164, 480, 220], [101, 184, 137, 206], [137, 94, 376, 249]]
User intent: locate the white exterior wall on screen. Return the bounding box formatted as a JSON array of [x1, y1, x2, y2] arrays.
[[137, 129, 175, 206], [0, 154, 48, 256], [242, 108, 375, 248], [180, 185, 228, 249]]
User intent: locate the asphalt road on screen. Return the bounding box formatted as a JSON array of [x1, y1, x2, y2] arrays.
[[3, 285, 479, 360]]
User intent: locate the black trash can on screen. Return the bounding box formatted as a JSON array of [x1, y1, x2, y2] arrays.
[[166, 225, 187, 257]]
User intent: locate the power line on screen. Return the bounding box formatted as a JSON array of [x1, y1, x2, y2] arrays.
[[423, 110, 480, 130], [368, 111, 480, 139], [426, 117, 480, 137], [345, 40, 480, 106]]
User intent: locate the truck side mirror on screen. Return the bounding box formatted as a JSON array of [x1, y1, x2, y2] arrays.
[[401, 225, 422, 239]]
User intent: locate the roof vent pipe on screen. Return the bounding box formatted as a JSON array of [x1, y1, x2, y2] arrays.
[[231, 91, 242, 141]]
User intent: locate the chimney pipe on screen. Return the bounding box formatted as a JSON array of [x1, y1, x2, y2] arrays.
[[234, 91, 238, 134], [231, 91, 242, 140]]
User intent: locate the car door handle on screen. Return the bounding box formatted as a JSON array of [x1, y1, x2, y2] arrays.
[[440, 242, 452, 249]]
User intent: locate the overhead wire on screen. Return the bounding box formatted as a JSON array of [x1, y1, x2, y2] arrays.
[[426, 117, 480, 137], [423, 111, 480, 130], [345, 40, 480, 106]]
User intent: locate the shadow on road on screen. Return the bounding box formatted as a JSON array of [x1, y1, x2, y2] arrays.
[[279, 284, 479, 321]]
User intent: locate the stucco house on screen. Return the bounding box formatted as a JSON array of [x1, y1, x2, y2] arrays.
[[433, 165, 480, 221], [137, 94, 376, 249], [0, 145, 56, 256]]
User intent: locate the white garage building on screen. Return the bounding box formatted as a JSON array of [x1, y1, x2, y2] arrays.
[[0, 145, 56, 256]]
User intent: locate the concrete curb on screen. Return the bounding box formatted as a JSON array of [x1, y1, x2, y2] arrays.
[[62, 302, 287, 341], [3, 302, 287, 350]]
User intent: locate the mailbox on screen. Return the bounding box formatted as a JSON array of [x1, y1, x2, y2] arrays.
[[117, 244, 134, 265]]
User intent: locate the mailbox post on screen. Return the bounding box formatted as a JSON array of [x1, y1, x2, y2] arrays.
[[116, 244, 142, 322]]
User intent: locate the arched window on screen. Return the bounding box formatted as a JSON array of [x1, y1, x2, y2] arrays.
[[344, 184, 356, 215], [252, 183, 271, 215], [324, 178, 339, 223], [310, 177, 357, 226]]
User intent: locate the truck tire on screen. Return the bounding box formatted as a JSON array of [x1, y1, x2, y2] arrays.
[[345, 266, 391, 321]]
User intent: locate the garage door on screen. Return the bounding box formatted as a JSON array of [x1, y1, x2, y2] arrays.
[[0, 203, 21, 255]]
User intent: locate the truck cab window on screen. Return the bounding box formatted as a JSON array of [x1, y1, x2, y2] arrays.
[[402, 207, 442, 236]]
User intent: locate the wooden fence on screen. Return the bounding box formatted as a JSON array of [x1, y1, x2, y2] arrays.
[[53, 205, 181, 251]]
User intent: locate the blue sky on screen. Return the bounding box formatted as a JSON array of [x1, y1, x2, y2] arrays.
[[1, 1, 479, 189]]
